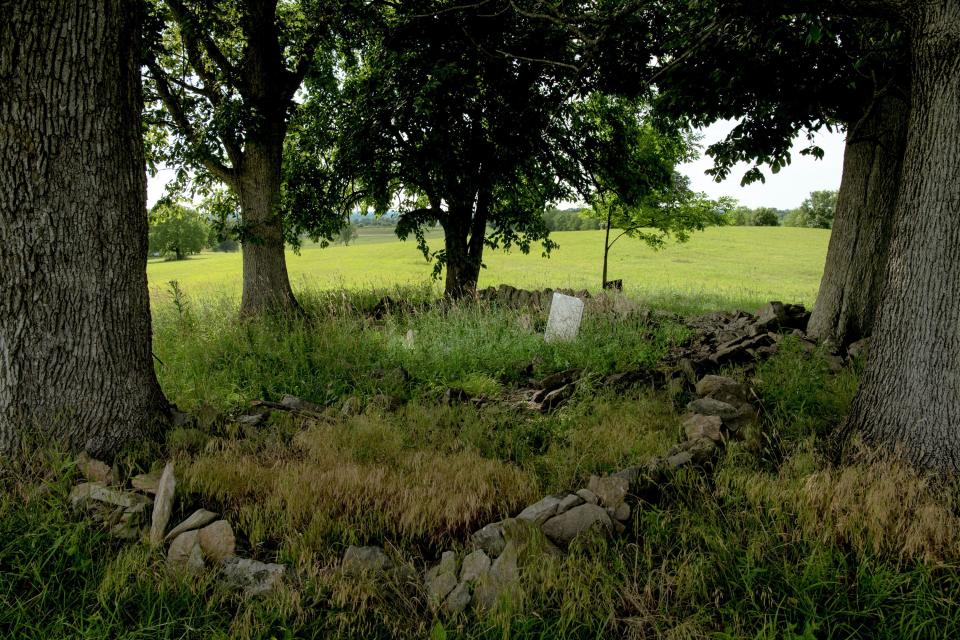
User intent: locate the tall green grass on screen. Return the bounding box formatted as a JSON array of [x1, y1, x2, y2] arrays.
[[6, 292, 960, 639]]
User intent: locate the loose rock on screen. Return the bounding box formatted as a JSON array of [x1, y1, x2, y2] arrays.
[[198, 520, 236, 563], [168, 529, 204, 572], [221, 557, 285, 597], [847, 337, 871, 360], [686, 397, 740, 421], [556, 493, 585, 515], [471, 521, 506, 558], [683, 413, 723, 442], [131, 470, 162, 494], [70, 482, 152, 511], [516, 494, 565, 525], [587, 475, 629, 508], [575, 488, 599, 505], [612, 502, 631, 522], [441, 580, 472, 616], [473, 542, 519, 611], [343, 545, 394, 575], [165, 509, 219, 542], [460, 549, 491, 583], [149, 463, 176, 547], [427, 570, 458, 610], [77, 453, 114, 484], [541, 503, 613, 547]]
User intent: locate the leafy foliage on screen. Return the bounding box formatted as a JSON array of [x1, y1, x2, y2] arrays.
[[333, 1, 694, 295], [148, 203, 209, 260], [142, 0, 354, 246]]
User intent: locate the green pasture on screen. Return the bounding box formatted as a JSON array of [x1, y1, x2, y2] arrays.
[[148, 226, 830, 312]]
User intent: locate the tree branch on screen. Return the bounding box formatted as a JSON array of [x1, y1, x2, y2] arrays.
[[146, 59, 238, 188], [164, 0, 243, 90]]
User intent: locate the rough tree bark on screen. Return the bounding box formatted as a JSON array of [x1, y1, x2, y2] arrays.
[[152, 0, 305, 316], [237, 136, 299, 315], [0, 1, 170, 458], [845, 1, 960, 470], [807, 89, 910, 347], [442, 192, 489, 299], [234, 0, 300, 316]]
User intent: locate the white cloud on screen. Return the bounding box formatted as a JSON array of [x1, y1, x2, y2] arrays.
[[681, 120, 846, 210]]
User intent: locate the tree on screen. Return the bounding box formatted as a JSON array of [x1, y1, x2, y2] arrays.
[[149, 203, 210, 260], [143, 0, 349, 315], [335, 0, 636, 298], [751, 208, 781, 226], [576, 0, 908, 346], [573, 93, 729, 287], [838, 0, 960, 470], [0, 1, 169, 458], [591, 179, 732, 288], [798, 190, 838, 229], [338, 223, 359, 246]]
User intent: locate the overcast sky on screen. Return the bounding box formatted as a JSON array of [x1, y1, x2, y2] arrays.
[[147, 120, 847, 211], [680, 121, 846, 210]]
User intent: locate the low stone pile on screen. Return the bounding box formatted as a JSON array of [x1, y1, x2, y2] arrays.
[[676, 301, 811, 375], [340, 368, 761, 618], [68, 458, 284, 597], [477, 285, 591, 310]]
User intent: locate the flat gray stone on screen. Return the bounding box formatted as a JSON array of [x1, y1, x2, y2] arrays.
[[516, 494, 566, 525], [541, 503, 613, 546], [168, 529, 204, 572], [460, 549, 491, 583], [556, 493, 584, 515], [666, 451, 693, 468], [221, 556, 285, 597], [473, 542, 519, 611], [70, 482, 152, 510], [683, 413, 723, 442], [343, 545, 394, 575], [575, 488, 599, 505], [544, 293, 584, 343], [471, 521, 506, 558], [695, 375, 746, 400], [77, 453, 114, 484], [131, 470, 162, 494], [427, 570, 458, 609], [587, 475, 629, 508], [149, 463, 176, 547], [686, 397, 740, 421], [165, 509, 219, 542], [442, 580, 471, 616]]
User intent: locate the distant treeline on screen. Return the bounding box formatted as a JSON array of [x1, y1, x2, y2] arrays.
[[726, 190, 838, 229]]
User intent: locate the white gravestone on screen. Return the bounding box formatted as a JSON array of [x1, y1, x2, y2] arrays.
[[544, 293, 585, 343]]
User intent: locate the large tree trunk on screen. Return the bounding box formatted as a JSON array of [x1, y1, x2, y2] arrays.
[[807, 89, 909, 347], [442, 194, 489, 300], [844, 2, 960, 470], [0, 1, 169, 458], [236, 137, 300, 316]]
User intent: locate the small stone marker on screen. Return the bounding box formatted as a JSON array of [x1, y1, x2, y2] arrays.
[[149, 463, 176, 547], [544, 293, 584, 343]]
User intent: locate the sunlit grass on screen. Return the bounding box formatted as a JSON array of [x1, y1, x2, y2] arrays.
[[148, 227, 829, 312]]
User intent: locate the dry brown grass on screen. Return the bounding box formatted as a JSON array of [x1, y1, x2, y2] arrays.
[[798, 444, 960, 565], [177, 413, 539, 560]]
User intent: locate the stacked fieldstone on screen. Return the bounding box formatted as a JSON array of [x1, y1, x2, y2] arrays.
[[340, 368, 764, 618], [69, 460, 284, 597]]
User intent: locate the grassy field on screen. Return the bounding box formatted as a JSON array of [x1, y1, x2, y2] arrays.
[[148, 226, 830, 312], [6, 291, 960, 639], [16, 228, 958, 640]]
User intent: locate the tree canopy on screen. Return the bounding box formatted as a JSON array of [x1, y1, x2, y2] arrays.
[[149, 203, 210, 260], [334, 1, 700, 297]]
